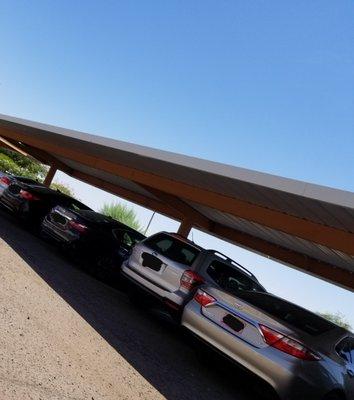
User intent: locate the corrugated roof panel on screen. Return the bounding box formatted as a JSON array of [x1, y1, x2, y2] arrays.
[[58, 157, 158, 200], [191, 203, 354, 271]]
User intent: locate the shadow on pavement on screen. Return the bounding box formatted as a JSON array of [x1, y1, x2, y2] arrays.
[[0, 209, 277, 400]]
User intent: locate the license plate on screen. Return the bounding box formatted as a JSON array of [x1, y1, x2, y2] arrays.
[[52, 213, 67, 225], [223, 314, 245, 332], [141, 252, 162, 271]]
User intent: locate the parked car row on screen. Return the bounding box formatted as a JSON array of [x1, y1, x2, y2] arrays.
[[0, 172, 144, 278], [0, 172, 353, 400]]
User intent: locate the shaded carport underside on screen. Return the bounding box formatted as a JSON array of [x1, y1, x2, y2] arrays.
[[0, 114, 353, 291]]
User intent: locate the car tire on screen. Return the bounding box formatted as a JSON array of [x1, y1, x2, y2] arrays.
[[38, 219, 49, 239], [87, 252, 112, 281], [17, 203, 30, 224], [63, 241, 84, 267]]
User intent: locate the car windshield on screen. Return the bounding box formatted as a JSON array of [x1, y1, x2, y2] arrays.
[[144, 233, 200, 266], [207, 260, 265, 294], [234, 292, 335, 336]]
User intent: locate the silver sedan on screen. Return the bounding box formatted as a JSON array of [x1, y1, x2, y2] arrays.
[[182, 287, 353, 400]]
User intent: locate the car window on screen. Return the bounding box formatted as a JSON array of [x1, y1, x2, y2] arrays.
[[156, 238, 172, 252], [207, 260, 265, 294], [346, 338, 354, 364], [144, 233, 200, 266], [336, 338, 352, 363], [113, 229, 144, 248]]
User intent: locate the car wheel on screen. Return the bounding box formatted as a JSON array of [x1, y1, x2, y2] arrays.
[[63, 241, 84, 266], [92, 253, 115, 281], [17, 203, 30, 223], [38, 219, 48, 240]]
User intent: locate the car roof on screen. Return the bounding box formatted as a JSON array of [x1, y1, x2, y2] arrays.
[[164, 232, 204, 250], [29, 186, 71, 197], [17, 183, 91, 208], [74, 210, 144, 235]]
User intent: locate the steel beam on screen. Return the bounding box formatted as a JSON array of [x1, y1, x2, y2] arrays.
[[43, 165, 57, 186], [177, 220, 193, 237]]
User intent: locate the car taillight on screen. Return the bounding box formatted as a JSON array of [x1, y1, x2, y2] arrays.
[[68, 220, 88, 233], [259, 325, 321, 361], [19, 190, 40, 201], [194, 290, 216, 307], [0, 176, 11, 186], [180, 270, 204, 291]]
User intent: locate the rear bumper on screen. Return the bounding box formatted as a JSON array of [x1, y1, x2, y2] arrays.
[[121, 261, 187, 307], [41, 217, 77, 244], [182, 300, 329, 400], [0, 194, 25, 213]]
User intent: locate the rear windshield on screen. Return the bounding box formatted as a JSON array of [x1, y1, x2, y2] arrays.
[[78, 210, 115, 223], [234, 292, 334, 336], [144, 233, 200, 266], [64, 199, 91, 211], [207, 260, 265, 294], [16, 177, 41, 185]]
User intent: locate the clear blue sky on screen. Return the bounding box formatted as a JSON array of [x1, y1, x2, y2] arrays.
[[0, 1, 353, 325]]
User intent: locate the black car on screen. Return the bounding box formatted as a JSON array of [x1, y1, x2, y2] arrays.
[[40, 207, 145, 280], [0, 173, 41, 197], [0, 181, 91, 226]]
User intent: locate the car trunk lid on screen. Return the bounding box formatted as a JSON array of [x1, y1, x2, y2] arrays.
[[199, 286, 337, 350], [130, 243, 189, 292]]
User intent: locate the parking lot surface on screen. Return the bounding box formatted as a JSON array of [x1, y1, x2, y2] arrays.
[[0, 210, 267, 400]]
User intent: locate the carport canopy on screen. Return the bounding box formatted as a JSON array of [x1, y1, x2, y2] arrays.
[[0, 114, 353, 291]]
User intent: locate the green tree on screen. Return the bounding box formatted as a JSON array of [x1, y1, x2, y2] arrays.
[[50, 182, 76, 198], [0, 149, 76, 198], [100, 202, 142, 232], [318, 312, 352, 331], [0, 148, 47, 181]]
